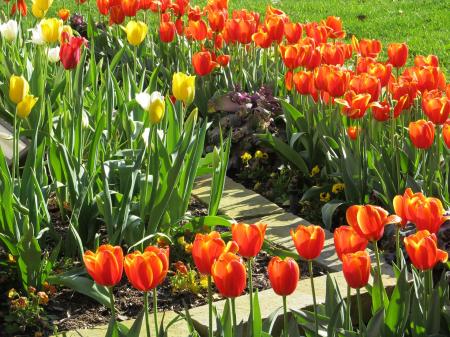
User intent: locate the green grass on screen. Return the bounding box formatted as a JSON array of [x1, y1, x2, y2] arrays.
[[51, 0, 450, 72]]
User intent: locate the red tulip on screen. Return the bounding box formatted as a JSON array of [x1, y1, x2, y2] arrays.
[[60, 36, 87, 70], [159, 21, 176, 43], [414, 55, 439, 68], [334, 226, 368, 261], [192, 51, 217, 76], [353, 37, 382, 58], [443, 120, 450, 149], [216, 54, 230, 67], [324, 16, 345, 39], [211, 251, 246, 298], [290, 225, 325, 260], [252, 29, 272, 48], [422, 90, 449, 124], [404, 230, 448, 271], [83, 245, 123, 287], [409, 119, 435, 149], [265, 16, 284, 44], [268, 256, 299, 296], [371, 100, 392, 122], [284, 22, 302, 44], [388, 43, 408, 68], [208, 10, 226, 32], [109, 5, 125, 25], [347, 126, 360, 140], [231, 222, 267, 258], [367, 62, 392, 87], [11, 0, 27, 16], [192, 231, 226, 275], [342, 251, 371, 289], [121, 0, 139, 17], [346, 205, 394, 242], [403, 192, 448, 233], [320, 43, 345, 66], [335, 91, 372, 119], [349, 73, 381, 102], [96, 0, 110, 15]]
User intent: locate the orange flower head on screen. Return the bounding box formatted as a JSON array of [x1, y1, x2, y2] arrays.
[[187, 5, 203, 20], [346, 205, 393, 242], [356, 56, 377, 73], [208, 10, 226, 32], [325, 68, 349, 97], [192, 51, 217, 76], [406, 66, 443, 93], [216, 54, 230, 67], [404, 192, 448, 233], [58, 9, 71, 21], [414, 55, 439, 68], [334, 226, 368, 261], [96, 0, 109, 15], [252, 29, 272, 48], [335, 90, 372, 119], [342, 251, 371, 289], [185, 19, 208, 41], [293, 70, 315, 96], [347, 126, 361, 140], [320, 43, 345, 66], [349, 73, 381, 102], [305, 22, 329, 44], [422, 90, 450, 125], [443, 120, 450, 149], [231, 222, 267, 258], [290, 225, 325, 260], [367, 62, 392, 87], [324, 16, 345, 39], [285, 71, 294, 91], [109, 5, 125, 25], [192, 231, 227, 275], [388, 43, 408, 68], [11, 0, 27, 16], [124, 246, 169, 291], [284, 22, 302, 44], [393, 188, 417, 227], [371, 100, 392, 122], [159, 21, 176, 43], [353, 37, 382, 58], [409, 119, 435, 149], [389, 75, 418, 109], [279, 44, 301, 69], [121, 0, 139, 17], [265, 16, 284, 44], [211, 251, 246, 298], [404, 230, 448, 270], [83, 245, 124, 287], [268, 256, 299, 296]]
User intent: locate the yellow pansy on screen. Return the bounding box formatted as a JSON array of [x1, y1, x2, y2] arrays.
[[320, 192, 331, 202], [9, 75, 29, 104], [172, 72, 196, 106], [309, 165, 320, 177], [123, 20, 148, 46], [17, 95, 38, 119], [40, 18, 62, 43], [332, 183, 345, 194]]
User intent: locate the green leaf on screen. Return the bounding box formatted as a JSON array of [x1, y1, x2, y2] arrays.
[[127, 309, 145, 337], [253, 290, 262, 337], [366, 308, 384, 337], [322, 200, 347, 231], [385, 267, 411, 337]]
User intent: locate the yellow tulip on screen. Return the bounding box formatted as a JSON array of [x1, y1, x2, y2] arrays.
[[136, 92, 165, 124], [172, 72, 196, 106], [17, 95, 38, 119], [33, 0, 53, 11], [32, 3, 47, 19], [123, 21, 148, 46], [59, 25, 73, 43], [9, 75, 29, 105], [40, 18, 62, 43]]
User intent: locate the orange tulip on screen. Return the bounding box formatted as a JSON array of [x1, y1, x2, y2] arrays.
[[314, 65, 331, 91], [185, 19, 208, 40], [347, 126, 360, 140], [356, 56, 376, 73], [404, 193, 448, 233], [83, 245, 123, 287], [320, 43, 345, 66], [96, 0, 109, 15], [393, 188, 417, 227], [349, 73, 381, 102], [11, 0, 27, 16], [342, 251, 371, 289], [325, 68, 349, 97], [124, 246, 169, 291], [293, 70, 315, 96], [192, 51, 217, 76], [389, 75, 418, 110], [252, 29, 272, 48], [353, 37, 382, 58], [159, 21, 176, 43], [422, 90, 450, 125], [367, 62, 392, 87], [265, 16, 284, 44], [335, 90, 372, 119], [58, 9, 70, 21], [268, 256, 299, 296], [404, 230, 448, 270], [231, 222, 267, 258], [121, 0, 139, 17], [305, 22, 328, 44], [216, 54, 230, 67], [279, 44, 300, 69], [109, 5, 125, 25], [284, 22, 302, 44], [187, 5, 203, 21], [409, 119, 435, 149], [371, 100, 392, 122], [346, 205, 393, 242], [207, 10, 226, 32], [192, 231, 226, 275], [211, 251, 246, 298], [414, 55, 439, 68], [406, 66, 442, 93], [324, 16, 345, 39], [443, 120, 450, 149], [334, 226, 368, 261], [388, 43, 408, 68], [290, 225, 325, 260]]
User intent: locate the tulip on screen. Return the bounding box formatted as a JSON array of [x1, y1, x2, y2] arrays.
[[121, 0, 139, 16], [422, 90, 449, 125], [404, 230, 448, 271], [409, 120, 435, 149], [185, 19, 208, 41], [211, 251, 246, 298], [290, 225, 325, 260], [346, 204, 394, 242], [409, 66, 442, 93], [335, 91, 372, 119], [159, 21, 176, 43], [47, 46, 60, 63], [208, 10, 226, 32], [16, 95, 38, 119], [11, 0, 27, 16], [123, 20, 147, 46], [342, 251, 370, 289], [9, 75, 30, 105], [349, 73, 381, 102], [367, 62, 392, 87], [97, 0, 110, 15], [353, 37, 382, 58], [231, 222, 267, 258], [414, 55, 439, 67], [216, 55, 230, 67], [265, 16, 284, 44], [58, 8, 70, 21], [268, 256, 299, 337], [83, 244, 124, 287], [388, 43, 408, 68], [59, 36, 86, 70], [59, 25, 73, 44], [347, 126, 360, 140], [320, 43, 345, 66], [405, 193, 448, 234], [334, 226, 368, 261], [136, 91, 166, 124], [268, 256, 299, 296], [0, 20, 18, 42], [31, 2, 46, 18], [325, 68, 349, 97], [40, 18, 62, 44], [284, 22, 302, 44], [109, 5, 125, 25], [371, 100, 392, 122], [293, 71, 316, 100], [443, 120, 450, 149], [389, 76, 418, 111], [172, 72, 196, 105], [192, 51, 217, 76]]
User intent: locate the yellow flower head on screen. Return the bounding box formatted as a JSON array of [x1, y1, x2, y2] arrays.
[[9, 75, 29, 104], [241, 152, 252, 165], [255, 150, 268, 159], [320, 192, 331, 202], [17, 95, 38, 119], [136, 91, 166, 124], [40, 18, 62, 43], [7, 288, 18, 299], [332, 183, 345, 194], [199, 275, 208, 289], [184, 243, 193, 253], [32, 3, 47, 18], [172, 72, 196, 106], [33, 0, 53, 11], [58, 25, 73, 43], [123, 20, 148, 46], [309, 165, 320, 177]]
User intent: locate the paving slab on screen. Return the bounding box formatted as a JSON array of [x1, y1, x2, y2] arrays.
[[192, 175, 285, 220], [0, 120, 28, 165]]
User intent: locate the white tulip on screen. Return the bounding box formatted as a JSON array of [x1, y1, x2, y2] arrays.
[[47, 46, 60, 63], [29, 25, 44, 45], [0, 20, 18, 42], [136, 92, 151, 111]]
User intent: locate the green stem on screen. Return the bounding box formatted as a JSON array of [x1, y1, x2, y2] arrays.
[[356, 288, 363, 337], [247, 258, 254, 327], [144, 291, 151, 337], [153, 288, 158, 336], [373, 241, 384, 305], [346, 285, 352, 330], [207, 275, 213, 337], [109, 287, 116, 321], [12, 114, 17, 183], [395, 226, 401, 268], [308, 260, 319, 337], [231, 297, 237, 336], [282, 296, 288, 337]]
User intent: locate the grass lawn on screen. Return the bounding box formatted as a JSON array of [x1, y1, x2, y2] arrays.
[[51, 0, 450, 72]]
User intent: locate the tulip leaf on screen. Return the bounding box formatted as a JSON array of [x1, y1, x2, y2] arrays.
[[366, 308, 384, 337], [127, 309, 145, 337], [253, 290, 262, 337], [262, 306, 282, 334], [322, 200, 347, 231], [385, 267, 411, 337]]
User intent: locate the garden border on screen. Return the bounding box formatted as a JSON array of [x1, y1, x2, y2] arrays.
[[0, 119, 28, 165]]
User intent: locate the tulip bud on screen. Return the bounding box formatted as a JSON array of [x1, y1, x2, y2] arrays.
[[16, 95, 38, 119], [32, 3, 47, 18], [342, 251, 371, 289], [212, 146, 220, 169], [40, 18, 63, 44], [0, 20, 19, 42], [136, 91, 166, 124], [9, 75, 30, 105], [172, 72, 196, 106], [123, 20, 148, 46]]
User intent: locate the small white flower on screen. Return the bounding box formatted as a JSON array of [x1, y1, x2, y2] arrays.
[[47, 46, 60, 63], [0, 20, 18, 42], [29, 25, 44, 45]]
